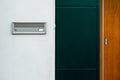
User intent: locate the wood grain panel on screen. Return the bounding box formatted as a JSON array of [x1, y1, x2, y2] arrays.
[[104, 0, 120, 80]]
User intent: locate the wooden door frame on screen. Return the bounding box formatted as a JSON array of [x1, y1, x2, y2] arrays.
[[100, 0, 104, 80]]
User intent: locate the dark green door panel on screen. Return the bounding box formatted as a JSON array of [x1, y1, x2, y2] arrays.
[[56, 0, 100, 80], [56, 70, 97, 80], [56, 8, 99, 68], [56, 0, 99, 7]]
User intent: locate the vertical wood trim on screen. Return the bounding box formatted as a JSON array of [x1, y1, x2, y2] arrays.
[[100, 0, 103, 80]]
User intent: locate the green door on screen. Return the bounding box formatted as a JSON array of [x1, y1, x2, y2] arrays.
[[56, 0, 100, 80]]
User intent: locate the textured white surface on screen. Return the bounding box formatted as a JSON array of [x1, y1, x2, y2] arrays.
[[0, 0, 55, 80]]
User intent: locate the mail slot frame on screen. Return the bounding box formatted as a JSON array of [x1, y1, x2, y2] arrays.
[[12, 22, 46, 35]]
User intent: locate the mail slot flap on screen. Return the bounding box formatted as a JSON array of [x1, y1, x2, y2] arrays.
[[12, 22, 46, 35]]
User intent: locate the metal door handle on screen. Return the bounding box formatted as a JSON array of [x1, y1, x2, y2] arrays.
[[104, 38, 108, 45]]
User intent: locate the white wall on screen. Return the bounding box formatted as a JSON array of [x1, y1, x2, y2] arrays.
[[0, 0, 55, 80]]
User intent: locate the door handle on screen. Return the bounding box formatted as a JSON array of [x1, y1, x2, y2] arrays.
[[104, 38, 108, 45]]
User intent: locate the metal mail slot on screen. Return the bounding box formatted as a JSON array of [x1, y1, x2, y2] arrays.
[[12, 22, 46, 35]]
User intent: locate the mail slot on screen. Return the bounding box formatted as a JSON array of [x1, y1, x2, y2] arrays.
[[12, 22, 46, 35]]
